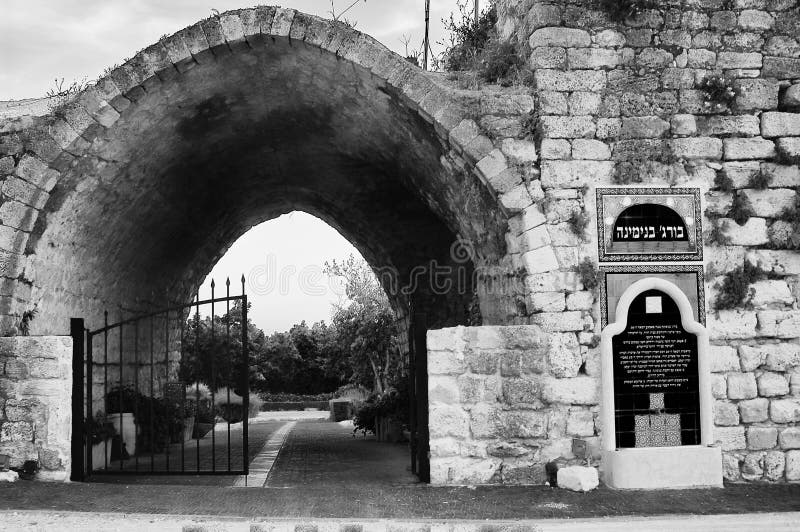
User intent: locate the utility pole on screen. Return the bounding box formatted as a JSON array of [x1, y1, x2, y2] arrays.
[[474, 0, 479, 28], [423, 0, 430, 70]]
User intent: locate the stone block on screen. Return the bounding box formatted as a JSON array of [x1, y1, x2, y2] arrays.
[[596, 118, 621, 140], [557, 466, 598, 492], [534, 70, 606, 92], [734, 79, 779, 111], [718, 217, 769, 247], [429, 456, 502, 484], [741, 452, 765, 481], [521, 246, 559, 274], [547, 333, 581, 378], [782, 84, 800, 107], [787, 450, 800, 481], [566, 409, 594, 437], [748, 427, 778, 450], [758, 372, 789, 397], [529, 47, 567, 69], [568, 92, 602, 116], [595, 29, 625, 47], [762, 343, 800, 371], [738, 9, 774, 30], [501, 139, 537, 164], [542, 376, 598, 405], [696, 116, 760, 137], [714, 401, 740, 426], [571, 139, 610, 160], [529, 27, 590, 48], [761, 112, 800, 138], [427, 349, 465, 375], [636, 48, 673, 69], [763, 57, 800, 79], [538, 116, 595, 139], [429, 404, 469, 439], [740, 398, 770, 423], [428, 376, 460, 404], [0, 421, 33, 442], [715, 426, 746, 450], [671, 114, 697, 136], [670, 137, 723, 160], [465, 349, 499, 375], [567, 48, 623, 69], [566, 291, 594, 311], [529, 311, 584, 332], [722, 452, 741, 481], [771, 398, 800, 423], [458, 374, 501, 404], [741, 189, 796, 219], [528, 292, 565, 312], [758, 310, 800, 339], [541, 160, 614, 188], [723, 137, 776, 160], [711, 374, 727, 399], [728, 372, 758, 400], [780, 427, 800, 449], [765, 450, 785, 481], [708, 310, 758, 340], [710, 345, 740, 373], [540, 139, 571, 160], [501, 376, 542, 406], [749, 280, 794, 307], [539, 91, 568, 115], [717, 52, 762, 69], [620, 116, 670, 139]]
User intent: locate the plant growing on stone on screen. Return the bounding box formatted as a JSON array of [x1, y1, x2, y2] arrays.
[[713, 172, 735, 193], [46, 77, 88, 119], [568, 210, 591, 239], [770, 195, 800, 249], [776, 143, 800, 166], [577, 258, 599, 292], [748, 169, 772, 190], [715, 261, 773, 310], [728, 192, 753, 226], [18, 305, 38, 336], [598, 0, 655, 22], [705, 219, 733, 246], [440, 0, 497, 72], [519, 110, 539, 142], [698, 74, 737, 113]]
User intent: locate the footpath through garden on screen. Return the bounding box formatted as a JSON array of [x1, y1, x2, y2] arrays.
[[0, 413, 799, 529]]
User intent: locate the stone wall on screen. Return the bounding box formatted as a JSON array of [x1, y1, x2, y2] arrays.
[[427, 325, 599, 484], [481, 0, 800, 483], [0, 336, 72, 481]]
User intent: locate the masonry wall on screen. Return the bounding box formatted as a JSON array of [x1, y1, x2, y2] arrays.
[[0, 336, 72, 481], [469, 0, 800, 483], [427, 325, 599, 484]]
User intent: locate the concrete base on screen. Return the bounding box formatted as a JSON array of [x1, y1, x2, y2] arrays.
[[602, 446, 723, 489]]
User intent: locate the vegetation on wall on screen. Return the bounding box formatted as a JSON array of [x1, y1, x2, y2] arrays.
[[577, 258, 599, 292], [698, 74, 738, 113], [715, 261, 775, 310], [598, 0, 656, 23]]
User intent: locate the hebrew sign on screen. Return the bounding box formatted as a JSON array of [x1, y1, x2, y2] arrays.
[[596, 188, 702, 262]]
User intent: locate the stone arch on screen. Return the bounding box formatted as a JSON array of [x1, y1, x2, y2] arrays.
[[0, 7, 530, 335]]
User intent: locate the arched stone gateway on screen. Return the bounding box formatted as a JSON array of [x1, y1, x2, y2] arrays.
[[0, 7, 536, 335]]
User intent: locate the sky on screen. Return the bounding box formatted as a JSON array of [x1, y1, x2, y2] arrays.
[[0, 0, 467, 101], [0, 1, 472, 333]]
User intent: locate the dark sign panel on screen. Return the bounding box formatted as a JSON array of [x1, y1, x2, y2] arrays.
[[611, 289, 700, 448], [612, 204, 689, 242]]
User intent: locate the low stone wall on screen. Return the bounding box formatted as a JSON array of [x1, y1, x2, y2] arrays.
[[0, 336, 72, 481], [427, 325, 599, 485]]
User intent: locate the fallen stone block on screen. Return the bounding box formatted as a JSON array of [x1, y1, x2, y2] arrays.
[[557, 465, 598, 492]]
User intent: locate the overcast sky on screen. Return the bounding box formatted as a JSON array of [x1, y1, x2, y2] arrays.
[[0, 1, 468, 333], [0, 0, 465, 101]]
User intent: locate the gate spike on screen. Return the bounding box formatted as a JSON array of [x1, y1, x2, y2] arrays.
[[211, 279, 215, 289], [226, 277, 230, 287]]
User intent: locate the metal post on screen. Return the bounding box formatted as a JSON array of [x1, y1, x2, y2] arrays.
[[70, 318, 85, 482], [474, 0, 479, 28], [413, 312, 430, 483], [241, 275, 249, 475], [423, 0, 430, 71]]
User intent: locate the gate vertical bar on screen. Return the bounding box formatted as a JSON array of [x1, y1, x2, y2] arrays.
[[226, 278, 231, 470], [118, 317, 123, 471], [103, 311, 109, 470], [180, 308, 186, 473], [165, 310, 171, 472], [241, 275, 249, 474], [70, 318, 85, 482], [85, 329, 94, 474], [194, 292, 200, 473], [408, 311, 418, 476], [210, 280, 216, 472], [133, 320, 139, 471], [413, 312, 430, 482], [149, 315, 155, 472]]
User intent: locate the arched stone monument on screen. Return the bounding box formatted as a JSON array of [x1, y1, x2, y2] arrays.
[[600, 278, 722, 489]]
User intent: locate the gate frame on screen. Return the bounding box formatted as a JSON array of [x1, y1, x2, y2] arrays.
[[72, 281, 249, 480]]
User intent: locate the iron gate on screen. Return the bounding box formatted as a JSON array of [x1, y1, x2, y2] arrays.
[[71, 277, 249, 479]]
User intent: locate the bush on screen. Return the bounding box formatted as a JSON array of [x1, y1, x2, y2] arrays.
[[715, 261, 773, 310], [353, 384, 409, 436], [698, 74, 737, 112], [106, 386, 184, 453], [577, 258, 599, 291], [440, 1, 497, 73]]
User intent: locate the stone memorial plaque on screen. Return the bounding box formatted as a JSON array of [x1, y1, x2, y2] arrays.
[[596, 188, 702, 262], [610, 289, 700, 448]]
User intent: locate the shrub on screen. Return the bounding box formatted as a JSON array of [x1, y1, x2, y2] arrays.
[[352, 384, 409, 436], [106, 386, 185, 453], [477, 40, 524, 85], [728, 192, 753, 226], [714, 172, 735, 193], [568, 210, 591, 239], [749, 169, 772, 190], [715, 261, 772, 310], [698, 74, 737, 113], [440, 1, 497, 72], [577, 258, 599, 291]]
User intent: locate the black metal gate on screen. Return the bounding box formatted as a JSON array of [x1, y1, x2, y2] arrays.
[[71, 277, 249, 479], [408, 312, 429, 482]]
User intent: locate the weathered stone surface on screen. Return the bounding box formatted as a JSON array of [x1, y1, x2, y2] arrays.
[[780, 428, 800, 449], [534, 70, 606, 92], [728, 372, 758, 400], [771, 399, 800, 423], [557, 466, 598, 492], [670, 137, 723, 160], [547, 333, 581, 378], [529, 27, 590, 48], [710, 346, 740, 373], [741, 452, 765, 481], [542, 376, 598, 405], [740, 398, 770, 423], [734, 79, 779, 110], [708, 310, 758, 340], [758, 311, 800, 339], [787, 451, 800, 481], [758, 372, 789, 397], [714, 401, 740, 426], [716, 426, 746, 450], [429, 404, 469, 439], [761, 112, 800, 138], [763, 57, 800, 79], [723, 137, 776, 160], [718, 218, 770, 247], [748, 427, 778, 450], [541, 160, 614, 188]]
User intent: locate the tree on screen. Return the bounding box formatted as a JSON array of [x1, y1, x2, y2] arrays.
[[325, 255, 402, 393]]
